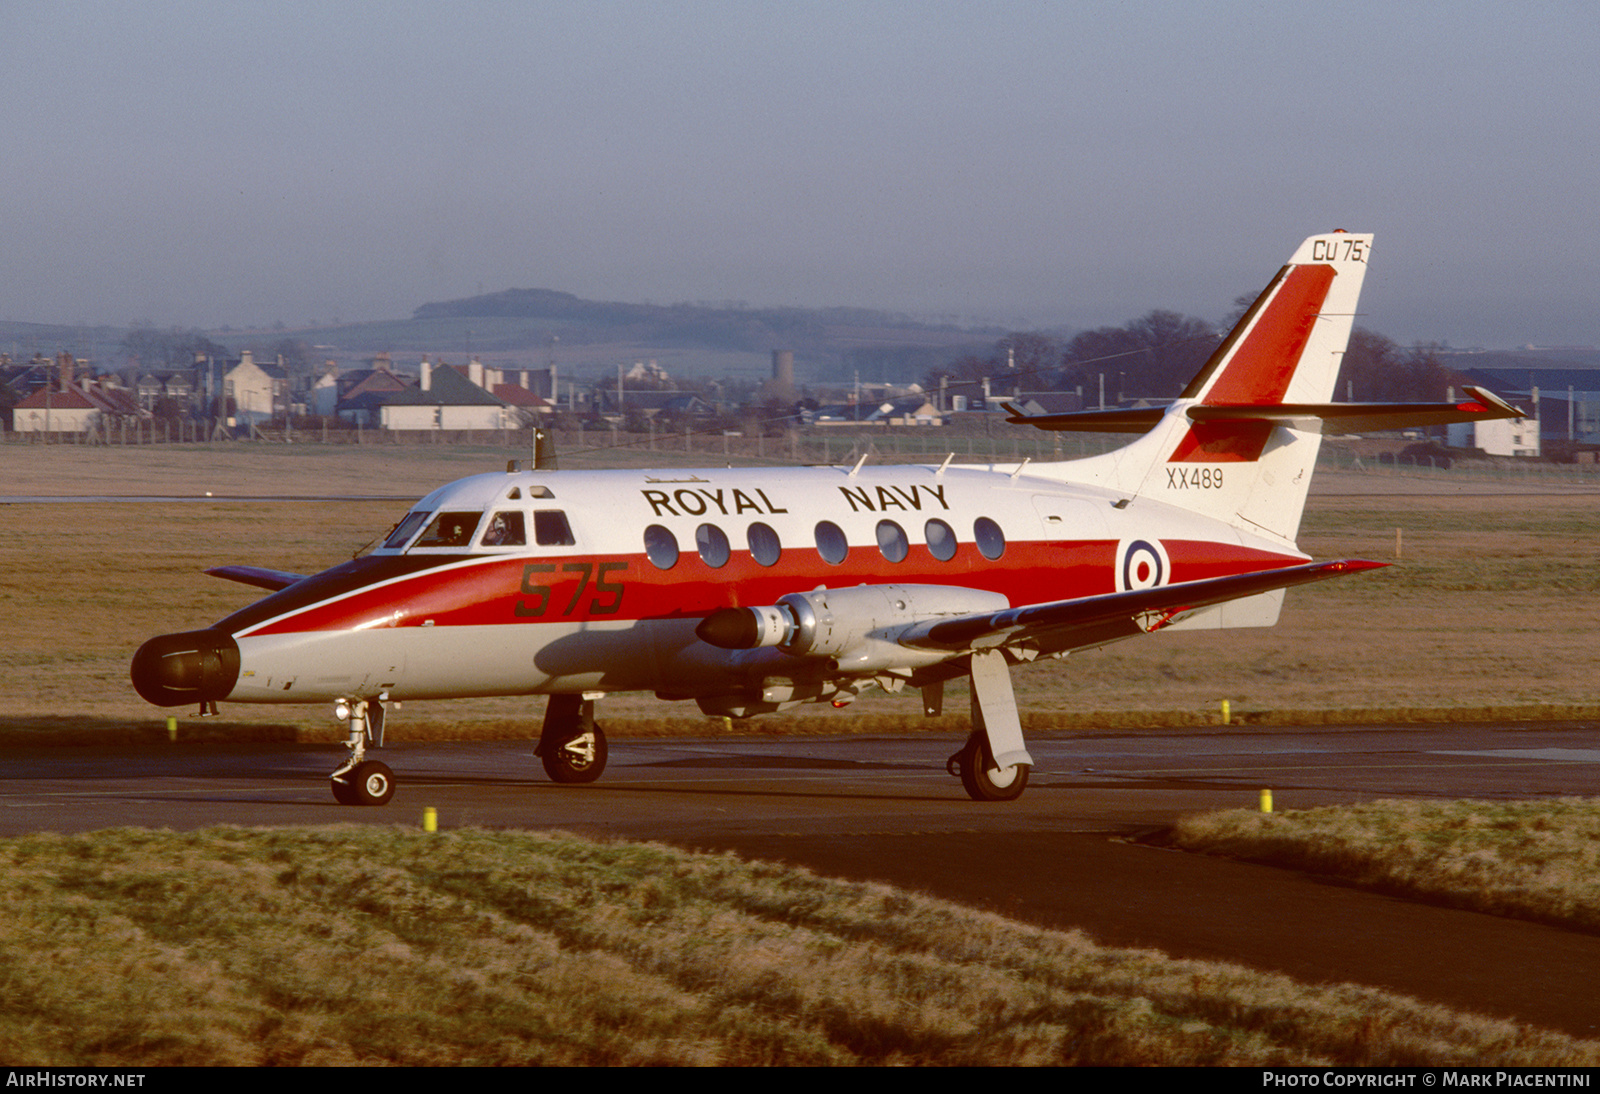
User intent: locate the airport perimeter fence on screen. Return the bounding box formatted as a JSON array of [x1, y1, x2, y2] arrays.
[[7, 418, 1600, 484], [0, 417, 1106, 465]]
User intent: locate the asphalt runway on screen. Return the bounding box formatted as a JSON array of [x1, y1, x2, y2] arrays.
[[4, 721, 1600, 1037]]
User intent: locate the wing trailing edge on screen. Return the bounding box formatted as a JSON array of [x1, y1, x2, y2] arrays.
[[897, 558, 1386, 652]]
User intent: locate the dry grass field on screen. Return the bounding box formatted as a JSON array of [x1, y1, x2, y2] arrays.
[[1, 824, 1594, 1066], [2, 442, 1598, 741], [1167, 797, 1600, 936]]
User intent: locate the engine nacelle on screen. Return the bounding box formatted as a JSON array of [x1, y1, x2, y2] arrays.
[[695, 584, 1009, 668]]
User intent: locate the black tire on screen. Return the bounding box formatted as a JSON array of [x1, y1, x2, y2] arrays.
[[957, 737, 1029, 802], [541, 723, 607, 784], [331, 774, 359, 805], [339, 760, 395, 806]]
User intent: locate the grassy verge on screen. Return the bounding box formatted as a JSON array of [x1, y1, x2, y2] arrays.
[[1164, 798, 1600, 935], [1, 825, 1594, 1066]]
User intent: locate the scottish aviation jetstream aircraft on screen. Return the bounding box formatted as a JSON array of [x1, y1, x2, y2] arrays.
[[132, 232, 1522, 805]]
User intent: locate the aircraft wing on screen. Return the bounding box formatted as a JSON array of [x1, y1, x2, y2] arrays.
[[205, 565, 308, 592], [896, 559, 1385, 652]]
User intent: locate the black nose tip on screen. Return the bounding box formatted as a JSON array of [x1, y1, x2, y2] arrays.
[[130, 629, 240, 707]]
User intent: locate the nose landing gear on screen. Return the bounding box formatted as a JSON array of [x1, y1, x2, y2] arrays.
[[329, 697, 395, 806]]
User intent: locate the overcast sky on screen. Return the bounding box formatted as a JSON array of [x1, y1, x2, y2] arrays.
[[5, 0, 1596, 347]]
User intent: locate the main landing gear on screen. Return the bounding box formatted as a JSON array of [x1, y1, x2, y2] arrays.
[[329, 697, 394, 806], [536, 694, 608, 784], [944, 649, 1034, 802], [948, 732, 1029, 802]]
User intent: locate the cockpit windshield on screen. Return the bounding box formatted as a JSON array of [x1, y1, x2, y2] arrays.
[[381, 510, 431, 550], [381, 505, 574, 553]]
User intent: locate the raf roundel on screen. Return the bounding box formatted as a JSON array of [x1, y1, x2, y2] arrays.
[[1118, 539, 1169, 592]]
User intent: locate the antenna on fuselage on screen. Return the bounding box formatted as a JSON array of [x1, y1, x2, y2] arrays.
[[533, 427, 558, 471]]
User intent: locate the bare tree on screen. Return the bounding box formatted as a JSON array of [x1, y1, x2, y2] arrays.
[[1058, 310, 1218, 401]]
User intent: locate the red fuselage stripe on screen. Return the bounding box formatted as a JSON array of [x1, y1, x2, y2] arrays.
[[241, 538, 1303, 637]]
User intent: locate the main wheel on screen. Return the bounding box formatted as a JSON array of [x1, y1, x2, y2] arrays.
[[331, 775, 358, 805], [957, 737, 1029, 802], [541, 723, 607, 784], [332, 760, 395, 806]]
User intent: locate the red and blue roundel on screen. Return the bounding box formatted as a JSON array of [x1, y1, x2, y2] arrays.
[[1117, 538, 1170, 592]]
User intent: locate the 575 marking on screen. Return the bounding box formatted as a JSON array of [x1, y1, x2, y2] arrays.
[[515, 561, 626, 618], [1167, 467, 1224, 490]]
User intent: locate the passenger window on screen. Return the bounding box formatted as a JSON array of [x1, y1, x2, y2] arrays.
[[814, 521, 848, 565], [644, 524, 679, 569], [415, 511, 481, 548], [696, 523, 730, 568], [925, 518, 957, 562], [382, 510, 430, 550], [533, 510, 575, 546], [876, 519, 908, 563], [748, 522, 781, 567], [480, 511, 526, 547], [974, 517, 1006, 560]]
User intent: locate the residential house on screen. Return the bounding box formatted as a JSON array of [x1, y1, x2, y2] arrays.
[[380, 361, 512, 431], [224, 350, 289, 426]]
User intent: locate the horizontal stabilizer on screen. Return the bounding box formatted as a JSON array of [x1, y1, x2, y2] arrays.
[[1002, 402, 1165, 433], [205, 565, 308, 592], [898, 559, 1385, 652], [1186, 386, 1526, 434], [1005, 387, 1523, 436]]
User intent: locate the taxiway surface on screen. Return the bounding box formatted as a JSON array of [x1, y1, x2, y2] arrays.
[[4, 721, 1598, 1036]]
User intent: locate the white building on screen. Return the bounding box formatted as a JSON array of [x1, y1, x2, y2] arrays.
[[1449, 411, 1540, 457], [224, 350, 288, 426], [379, 361, 512, 431]]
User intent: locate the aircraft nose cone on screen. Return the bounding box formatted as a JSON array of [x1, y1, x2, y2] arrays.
[[130, 629, 241, 707]]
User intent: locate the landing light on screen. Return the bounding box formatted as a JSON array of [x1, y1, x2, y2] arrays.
[[334, 701, 352, 722]]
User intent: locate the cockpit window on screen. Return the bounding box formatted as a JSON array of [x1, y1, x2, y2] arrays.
[[480, 511, 526, 547], [533, 510, 575, 546], [382, 510, 431, 550], [414, 511, 482, 549]]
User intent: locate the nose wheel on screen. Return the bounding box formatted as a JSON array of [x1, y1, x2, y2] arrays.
[[332, 760, 395, 806]]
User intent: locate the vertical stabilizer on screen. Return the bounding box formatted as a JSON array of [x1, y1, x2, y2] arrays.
[[1069, 232, 1372, 546]]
